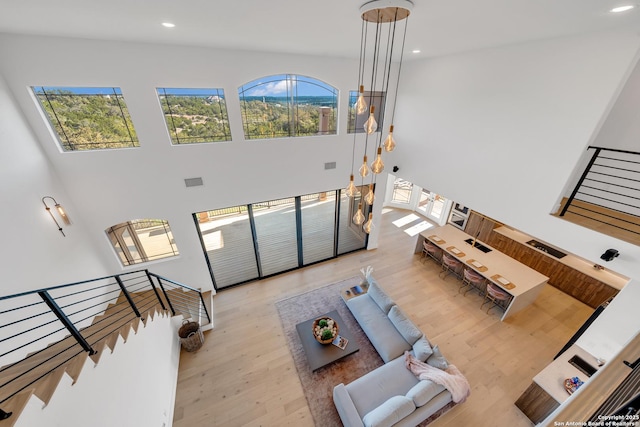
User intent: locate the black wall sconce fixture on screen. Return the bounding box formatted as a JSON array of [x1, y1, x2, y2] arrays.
[[42, 196, 71, 236], [600, 248, 619, 262]]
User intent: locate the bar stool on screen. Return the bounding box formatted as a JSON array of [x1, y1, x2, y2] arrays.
[[422, 240, 442, 264], [481, 282, 512, 314], [459, 267, 487, 297], [440, 253, 462, 281]]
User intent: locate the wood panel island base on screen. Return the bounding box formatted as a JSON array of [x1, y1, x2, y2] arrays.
[[415, 225, 549, 321]]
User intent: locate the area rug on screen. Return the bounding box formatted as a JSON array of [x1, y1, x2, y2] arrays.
[[275, 276, 455, 426]]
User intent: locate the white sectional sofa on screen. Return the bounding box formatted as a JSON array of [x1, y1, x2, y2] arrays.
[[333, 277, 454, 427]]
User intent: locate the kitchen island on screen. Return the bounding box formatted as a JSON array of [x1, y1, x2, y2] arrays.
[[415, 224, 549, 321]]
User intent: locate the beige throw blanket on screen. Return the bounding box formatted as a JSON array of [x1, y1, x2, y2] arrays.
[[404, 352, 471, 403]]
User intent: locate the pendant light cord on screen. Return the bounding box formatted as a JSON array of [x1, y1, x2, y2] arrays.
[[390, 15, 408, 126]]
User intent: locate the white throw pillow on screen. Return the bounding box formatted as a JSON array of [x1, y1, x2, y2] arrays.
[[388, 305, 422, 345]]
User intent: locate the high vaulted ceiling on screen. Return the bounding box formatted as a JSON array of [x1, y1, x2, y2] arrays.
[[0, 0, 639, 59]]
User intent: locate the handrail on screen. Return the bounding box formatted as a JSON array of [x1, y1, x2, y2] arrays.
[[560, 147, 640, 238], [0, 269, 210, 418]]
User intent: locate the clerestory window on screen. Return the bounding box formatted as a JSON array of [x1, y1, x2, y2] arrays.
[[106, 219, 179, 266], [238, 74, 337, 140], [32, 86, 139, 151], [347, 90, 386, 134], [157, 87, 231, 144]]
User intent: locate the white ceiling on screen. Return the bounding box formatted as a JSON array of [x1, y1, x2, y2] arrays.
[[0, 0, 639, 59]]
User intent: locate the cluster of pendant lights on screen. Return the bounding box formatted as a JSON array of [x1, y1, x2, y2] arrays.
[[345, 0, 412, 234]]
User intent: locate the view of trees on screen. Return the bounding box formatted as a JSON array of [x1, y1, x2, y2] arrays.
[[238, 74, 337, 140], [33, 87, 139, 151], [239, 98, 336, 139], [157, 89, 231, 144], [33, 78, 341, 151]]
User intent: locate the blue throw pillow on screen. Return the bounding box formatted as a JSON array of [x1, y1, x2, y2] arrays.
[[406, 380, 446, 407], [367, 279, 395, 314], [412, 336, 433, 362], [426, 345, 449, 370], [388, 305, 422, 345], [362, 395, 415, 427]]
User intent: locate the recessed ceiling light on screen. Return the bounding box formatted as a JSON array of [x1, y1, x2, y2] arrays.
[[610, 5, 634, 12], [162, 22, 176, 28], [412, 49, 421, 54]]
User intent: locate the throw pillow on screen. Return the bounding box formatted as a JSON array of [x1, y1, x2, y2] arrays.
[[406, 380, 446, 407], [426, 344, 449, 370], [367, 279, 395, 314], [362, 395, 415, 427], [388, 305, 422, 345], [412, 335, 433, 362]]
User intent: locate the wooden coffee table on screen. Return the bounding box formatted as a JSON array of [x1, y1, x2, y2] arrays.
[[295, 310, 359, 371]]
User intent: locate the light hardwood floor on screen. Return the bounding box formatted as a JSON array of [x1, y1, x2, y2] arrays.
[[173, 208, 595, 427]]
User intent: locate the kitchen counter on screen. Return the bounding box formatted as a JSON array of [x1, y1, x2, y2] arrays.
[[533, 344, 600, 404], [493, 227, 628, 290], [416, 225, 549, 320]]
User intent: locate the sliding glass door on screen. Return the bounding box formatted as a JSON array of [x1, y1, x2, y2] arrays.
[[301, 192, 337, 264], [194, 189, 366, 289], [253, 198, 299, 276], [195, 208, 259, 288]]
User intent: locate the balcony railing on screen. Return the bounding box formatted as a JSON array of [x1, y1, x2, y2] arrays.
[[558, 146, 640, 244]]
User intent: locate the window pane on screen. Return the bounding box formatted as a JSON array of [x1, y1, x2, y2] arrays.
[[337, 189, 368, 254], [157, 87, 231, 144], [253, 197, 299, 276], [238, 74, 337, 140], [33, 86, 139, 151], [196, 208, 259, 288], [392, 178, 413, 204], [301, 192, 336, 264], [106, 219, 178, 266], [348, 90, 386, 134]]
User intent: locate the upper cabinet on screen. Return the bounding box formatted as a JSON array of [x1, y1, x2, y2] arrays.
[[464, 211, 502, 243]]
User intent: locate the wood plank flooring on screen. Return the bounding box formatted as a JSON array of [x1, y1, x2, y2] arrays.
[[173, 208, 595, 427]]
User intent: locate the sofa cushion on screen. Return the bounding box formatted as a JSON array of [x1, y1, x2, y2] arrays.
[[412, 336, 433, 362], [367, 279, 395, 314], [362, 395, 415, 427], [347, 294, 411, 363], [427, 345, 449, 370], [406, 380, 446, 407], [388, 305, 422, 345], [345, 356, 419, 418]]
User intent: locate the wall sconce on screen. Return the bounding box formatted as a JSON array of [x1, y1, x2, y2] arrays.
[[42, 196, 71, 236]]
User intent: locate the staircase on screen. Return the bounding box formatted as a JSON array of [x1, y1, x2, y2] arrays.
[[0, 270, 212, 426]]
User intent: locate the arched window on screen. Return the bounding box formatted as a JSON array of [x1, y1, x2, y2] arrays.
[[106, 219, 178, 266], [238, 74, 337, 140]]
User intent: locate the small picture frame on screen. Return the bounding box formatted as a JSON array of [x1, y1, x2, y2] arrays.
[[332, 335, 348, 350]]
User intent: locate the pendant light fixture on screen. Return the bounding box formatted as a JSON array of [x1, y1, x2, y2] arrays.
[[344, 0, 412, 234]]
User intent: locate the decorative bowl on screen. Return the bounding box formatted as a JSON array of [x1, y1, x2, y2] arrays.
[[312, 316, 339, 344]]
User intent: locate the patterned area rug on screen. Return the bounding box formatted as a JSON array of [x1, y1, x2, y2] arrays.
[[275, 276, 455, 426]]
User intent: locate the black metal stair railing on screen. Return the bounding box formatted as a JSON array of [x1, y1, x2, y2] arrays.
[[0, 269, 210, 420], [560, 146, 640, 238]]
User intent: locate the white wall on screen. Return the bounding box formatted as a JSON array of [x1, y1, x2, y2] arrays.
[[0, 34, 379, 291], [0, 72, 110, 294], [389, 29, 640, 281], [15, 314, 182, 427]]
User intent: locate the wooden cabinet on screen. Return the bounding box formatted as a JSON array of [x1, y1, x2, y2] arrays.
[[487, 231, 618, 308], [464, 211, 502, 243], [515, 382, 560, 425]]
